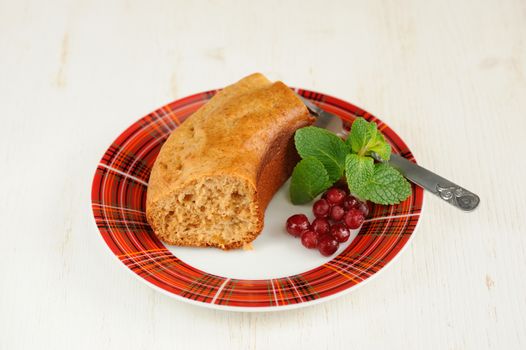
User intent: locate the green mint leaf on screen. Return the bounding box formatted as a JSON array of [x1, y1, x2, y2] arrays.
[[347, 117, 377, 155], [347, 117, 391, 160], [344, 154, 374, 200], [368, 132, 391, 160], [294, 126, 350, 182], [290, 157, 332, 204], [365, 163, 412, 205]]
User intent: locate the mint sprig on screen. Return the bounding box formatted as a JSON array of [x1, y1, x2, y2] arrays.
[[290, 117, 411, 205]]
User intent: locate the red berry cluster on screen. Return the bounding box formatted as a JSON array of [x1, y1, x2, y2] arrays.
[[286, 186, 369, 256]]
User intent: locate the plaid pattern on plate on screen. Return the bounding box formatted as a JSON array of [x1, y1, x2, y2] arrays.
[[91, 89, 423, 310]]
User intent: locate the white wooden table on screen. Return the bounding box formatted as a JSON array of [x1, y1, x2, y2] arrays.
[[1, 0, 525, 348]]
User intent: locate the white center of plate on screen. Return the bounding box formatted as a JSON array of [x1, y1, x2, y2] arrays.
[[165, 179, 359, 280]]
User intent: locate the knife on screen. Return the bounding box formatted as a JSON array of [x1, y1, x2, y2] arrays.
[[298, 96, 480, 212]]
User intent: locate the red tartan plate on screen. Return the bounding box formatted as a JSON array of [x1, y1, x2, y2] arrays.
[[91, 89, 424, 311]]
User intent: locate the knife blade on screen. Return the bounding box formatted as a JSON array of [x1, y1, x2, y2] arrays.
[[298, 96, 334, 129], [298, 95, 480, 211]]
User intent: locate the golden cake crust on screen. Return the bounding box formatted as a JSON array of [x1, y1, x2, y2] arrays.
[[146, 73, 314, 249]]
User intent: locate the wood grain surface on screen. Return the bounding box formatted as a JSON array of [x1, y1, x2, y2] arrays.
[[1, 0, 525, 349]]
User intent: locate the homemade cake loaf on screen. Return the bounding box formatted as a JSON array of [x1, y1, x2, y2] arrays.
[[146, 73, 314, 250]]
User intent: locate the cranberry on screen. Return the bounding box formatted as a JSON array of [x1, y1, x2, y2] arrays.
[[344, 208, 365, 229], [286, 214, 310, 237], [357, 201, 370, 217], [343, 195, 359, 210], [311, 218, 330, 236], [329, 205, 345, 221], [342, 120, 352, 132], [325, 188, 346, 205], [301, 230, 318, 249], [312, 199, 330, 218], [318, 235, 339, 256], [330, 223, 351, 243]]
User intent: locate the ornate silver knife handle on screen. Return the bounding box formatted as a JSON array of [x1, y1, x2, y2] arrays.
[[376, 153, 480, 211], [435, 184, 479, 210]]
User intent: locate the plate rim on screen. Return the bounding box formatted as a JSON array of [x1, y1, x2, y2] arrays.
[[90, 88, 425, 312]]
